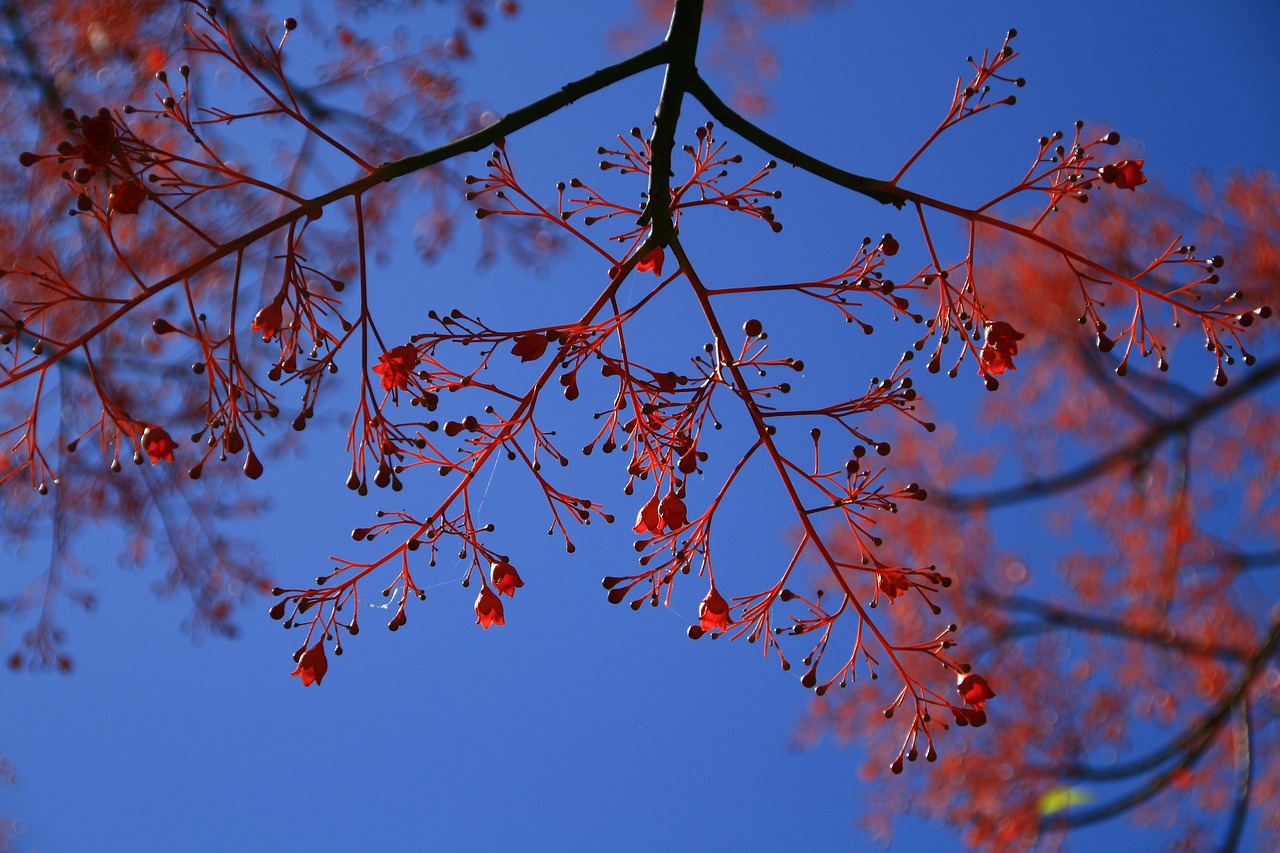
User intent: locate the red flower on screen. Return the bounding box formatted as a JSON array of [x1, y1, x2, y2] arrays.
[[510, 332, 549, 362], [635, 245, 664, 276], [108, 179, 146, 215], [475, 586, 505, 629], [633, 494, 663, 535], [659, 492, 688, 530], [251, 300, 284, 342], [979, 320, 1025, 376], [951, 705, 988, 727], [373, 344, 419, 391], [77, 111, 117, 169], [141, 426, 177, 464], [1100, 159, 1146, 190], [291, 642, 328, 687], [490, 562, 524, 597], [958, 672, 996, 709], [699, 587, 732, 632], [878, 572, 911, 600]]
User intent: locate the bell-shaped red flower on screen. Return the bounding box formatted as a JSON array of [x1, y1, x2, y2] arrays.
[[1100, 159, 1146, 190], [633, 494, 663, 535], [77, 111, 117, 169], [698, 587, 732, 632], [373, 344, 419, 391], [108, 179, 147, 215], [141, 426, 177, 464], [958, 672, 996, 708], [659, 492, 687, 530], [951, 705, 988, 727], [635, 245, 664, 276], [475, 586, 505, 629], [291, 642, 328, 687], [251, 300, 284, 342], [510, 332, 549, 362], [490, 562, 524, 597], [979, 320, 1025, 376], [878, 572, 911, 600]]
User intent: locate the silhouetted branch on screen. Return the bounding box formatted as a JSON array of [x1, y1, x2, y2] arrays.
[[686, 71, 903, 207], [1219, 701, 1253, 853], [638, 0, 703, 237], [937, 355, 1280, 510], [1038, 614, 1280, 829], [982, 589, 1252, 663]]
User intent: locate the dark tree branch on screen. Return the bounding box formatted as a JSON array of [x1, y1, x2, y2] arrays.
[[1037, 614, 1280, 829], [982, 589, 1252, 664], [638, 0, 704, 239], [1218, 701, 1254, 853], [3, 41, 671, 388], [685, 71, 903, 208], [936, 355, 1280, 510], [0, 0, 64, 114]]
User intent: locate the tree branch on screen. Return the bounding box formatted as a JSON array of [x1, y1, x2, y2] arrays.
[[637, 0, 703, 238], [685, 71, 903, 208], [1038, 613, 1280, 829], [2, 41, 671, 388], [982, 589, 1252, 664], [935, 355, 1280, 510]]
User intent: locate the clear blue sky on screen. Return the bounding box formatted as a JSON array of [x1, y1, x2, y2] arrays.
[[3, 2, 1278, 851]]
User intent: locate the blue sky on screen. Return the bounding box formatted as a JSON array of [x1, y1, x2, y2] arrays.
[[3, 2, 1278, 851]]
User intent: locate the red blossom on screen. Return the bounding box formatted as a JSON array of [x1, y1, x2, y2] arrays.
[[878, 572, 911, 600], [510, 332, 549, 362], [1100, 159, 1146, 190], [958, 672, 996, 709], [490, 562, 524, 597], [373, 343, 419, 391], [659, 491, 688, 529], [633, 494, 663, 535], [979, 320, 1025, 376], [141, 426, 177, 464], [77, 112, 117, 169], [475, 586, 505, 629], [290, 642, 328, 687], [635, 245, 664, 276], [699, 587, 732, 632], [107, 179, 146, 215], [251, 300, 284, 342], [951, 705, 988, 727]]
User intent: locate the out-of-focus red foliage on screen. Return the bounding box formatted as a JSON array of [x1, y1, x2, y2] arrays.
[[797, 172, 1280, 850], [613, 0, 847, 114]]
